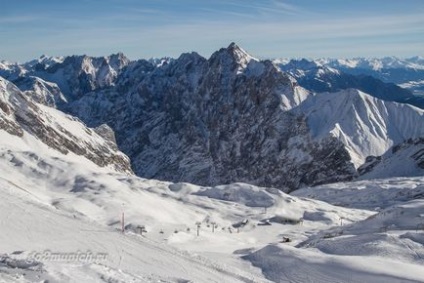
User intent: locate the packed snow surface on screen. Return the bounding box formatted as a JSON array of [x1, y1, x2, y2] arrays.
[[1, 123, 424, 282]]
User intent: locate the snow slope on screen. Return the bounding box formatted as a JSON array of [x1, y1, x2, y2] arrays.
[[0, 129, 274, 282], [2, 112, 424, 282], [0, 77, 132, 174], [0, 179, 269, 282], [358, 138, 424, 180], [245, 241, 424, 283], [295, 89, 424, 167], [292, 177, 424, 210]]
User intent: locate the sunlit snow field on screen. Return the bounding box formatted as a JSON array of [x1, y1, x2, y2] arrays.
[[1, 126, 424, 282]]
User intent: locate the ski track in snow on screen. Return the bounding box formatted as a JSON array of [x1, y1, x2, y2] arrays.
[[1, 143, 424, 282], [0, 182, 270, 283]]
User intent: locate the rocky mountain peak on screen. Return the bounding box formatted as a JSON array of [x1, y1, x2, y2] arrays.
[[64, 44, 355, 191], [209, 42, 258, 74], [227, 42, 251, 58], [107, 52, 130, 70], [2, 45, 423, 191]]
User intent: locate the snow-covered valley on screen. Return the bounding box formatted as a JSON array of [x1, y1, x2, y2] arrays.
[[1, 116, 424, 282]]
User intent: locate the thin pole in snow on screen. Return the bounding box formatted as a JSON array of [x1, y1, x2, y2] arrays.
[[122, 211, 125, 233], [196, 222, 201, 236], [121, 203, 125, 234]]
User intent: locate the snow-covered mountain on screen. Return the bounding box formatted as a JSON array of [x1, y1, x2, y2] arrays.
[[1, 53, 130, 101], [294, 89, 424, 167], [275, 56, 424, 99], [65, 43, 356, 191], [275, 58, 424, 108], [1, 44, 424, 282], [318, 56, 424, 71], [11, 76, 67, 107], [1, 44, 423, 191]]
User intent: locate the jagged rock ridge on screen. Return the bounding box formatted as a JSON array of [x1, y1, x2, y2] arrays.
[[1, 44, 424, 191], [65, 43, 355, 191]]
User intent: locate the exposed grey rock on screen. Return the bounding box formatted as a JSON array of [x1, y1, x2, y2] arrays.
[[1, 53, 130, 103], [358, 138, 424, 179], [0, 77, 132, 174], [4, 44, 423, 192], [67, 43, 356, 191], [94, 124, 119, 151], [12, 76, 67, 107], [358, 156, 382, 176]]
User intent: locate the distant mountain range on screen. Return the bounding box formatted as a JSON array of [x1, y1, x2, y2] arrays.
[[273, 57, 424, 108], [1, 44, 423, 191]]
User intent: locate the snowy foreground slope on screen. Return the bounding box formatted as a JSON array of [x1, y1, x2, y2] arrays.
[[1, 120, 424, 282]]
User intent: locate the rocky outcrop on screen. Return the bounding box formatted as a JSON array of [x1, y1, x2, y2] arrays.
[[11, 76, 67, 107], [0, 77, 132, 174], [1, 53, 130, 103], [358, 138, 424, 179], [67, 43, 356, 191]]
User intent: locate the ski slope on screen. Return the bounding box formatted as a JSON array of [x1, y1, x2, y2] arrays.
[[1, 107, 424, 282], [0, 132, 273, 282], [1, 131, 424, 282]]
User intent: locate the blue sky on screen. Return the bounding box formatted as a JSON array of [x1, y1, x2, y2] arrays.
[[1, 0, 423, 62]]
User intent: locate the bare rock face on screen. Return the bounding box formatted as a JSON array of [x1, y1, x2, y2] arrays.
[[67, 43, 356, 191], [6, 44, 424, 193], [93, 124, 119, 151], [0, 77, 132, 175], [357, 156, 382, 175], [0, 79, 25, 137], [5, 44, 424, 191], [11, 76, 67, 107]]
